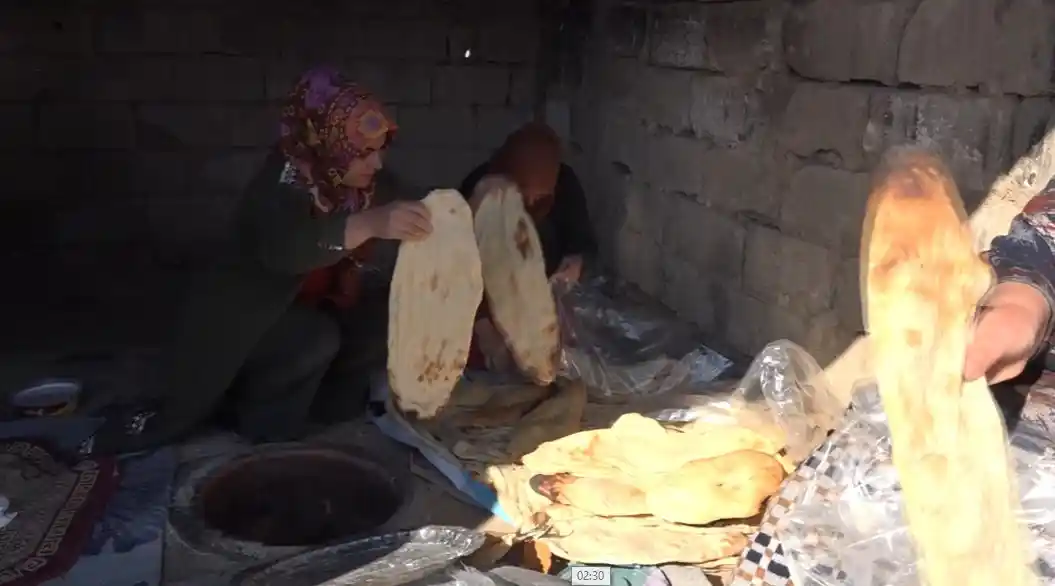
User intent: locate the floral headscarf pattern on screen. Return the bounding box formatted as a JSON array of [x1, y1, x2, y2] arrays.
[[279, 66, 397, 214]]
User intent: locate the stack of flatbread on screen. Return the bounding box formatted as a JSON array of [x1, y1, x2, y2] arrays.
[[486, 412, 791, 568]]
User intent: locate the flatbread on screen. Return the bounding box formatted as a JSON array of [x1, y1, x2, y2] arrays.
[[472, 176, 560, 385], [645, 450, 784, 526], [387, 190, 483, 418], [862, 148, 1035, 586]]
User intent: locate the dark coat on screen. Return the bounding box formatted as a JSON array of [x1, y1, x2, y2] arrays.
[[135, 150, 411, 447]]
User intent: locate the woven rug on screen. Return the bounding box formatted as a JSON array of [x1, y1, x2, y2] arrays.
[[0, 439, 119, 586]]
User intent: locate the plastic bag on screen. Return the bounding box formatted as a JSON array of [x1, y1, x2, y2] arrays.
[[645, 339, 845, 463], [773, 382, 1055, 585], [553, 275, 733, 400]]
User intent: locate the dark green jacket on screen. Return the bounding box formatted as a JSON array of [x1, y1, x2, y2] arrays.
[[141, 150, 409, 446]]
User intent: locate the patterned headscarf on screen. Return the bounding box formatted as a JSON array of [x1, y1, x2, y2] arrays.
[[489, 122, 562, 220], [279, 67, 397, 214]]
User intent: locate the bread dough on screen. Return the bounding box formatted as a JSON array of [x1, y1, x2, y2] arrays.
[[387, 190, 483, 418], [472, 176, 560, 385], [863, 148, 1035, 586]]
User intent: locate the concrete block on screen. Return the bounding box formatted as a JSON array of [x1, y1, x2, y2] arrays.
[[265, 59, 307, 101], [43, 151, 192, 201], [76, 56, 266, 101], [621, 181, 667, 241], [605, 4, 648, 59], [0, 7, 93, 54], [433, 66, 510, 106], [448, 25, 478, 63], [349, 20, 448, 61], [780, 166, 870, 256], [784, 0, 917, 85], [476, 106, 533, 149], [0, 103, 35, 148], [0, 57, 73, 100], [51, 198, 151, 246], [384, 145, 489, 190], [191, 149, 270, 195], [636, 67, 694, 134], [833, 257, 863, 334], [392, 105, 476, 148], [988, 0, 1055, 95], [723, 289, 770, 356], [346, 60, 433, 105], [614, 225, 665, 300], [695, 147, 782, 217], [651, 2, 773, 73], [863, 90, 1015, 193], [743, 223, 834, 316], [96, 9, 224, 54], [644, 134, 708, 196], [779, 82, 869, 170], [660, 254, 732, 336], [477, 23, 539, 63], [136, 104, 277, 148], [39, 103, 136, 149], [0, 154, 64, 202], [597, 105, 649, 177], [663, 195, 745, 282], [1012, 98, 1055, 161], [898, 0, 1055, 94], [650, 4, 713, 70], [508, 66, 538, 107], [689, 75, 763, 148]]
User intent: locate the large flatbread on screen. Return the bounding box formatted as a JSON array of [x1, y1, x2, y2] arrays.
[[388, 190, 483, 418], [472, 176, 560, 385], [862, 147, 1035, 586]]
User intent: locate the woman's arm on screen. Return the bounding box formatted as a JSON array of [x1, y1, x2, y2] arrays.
[[986, 187, 1055, 342], [553, 164, 598, 257], [239, 153, 370, 275]]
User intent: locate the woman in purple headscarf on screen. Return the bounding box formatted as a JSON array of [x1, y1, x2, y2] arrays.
[[95, 68, 432, 453]]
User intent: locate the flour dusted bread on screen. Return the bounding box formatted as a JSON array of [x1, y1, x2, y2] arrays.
[[472, 176, 560, 385], [532, 473, 650, 517], [521, 413, 784, 479], [863, 148, 1035, 586], [536, 504, 750, 566], [388, 190, 483, 418], [645, 450, 785, 526]]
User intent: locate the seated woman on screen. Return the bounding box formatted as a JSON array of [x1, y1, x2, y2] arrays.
[[459, 122, 597, 373], [95, 67, 432, 453]]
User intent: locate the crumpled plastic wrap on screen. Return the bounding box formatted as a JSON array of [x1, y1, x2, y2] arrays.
[[774, 381, 1055, 585], [232, 526, 487, 586], [553, 275, 733, 400], [646, 339, 845, 463]]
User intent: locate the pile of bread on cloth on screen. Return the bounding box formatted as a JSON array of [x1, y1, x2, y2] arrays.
[[384, 176, 798, 575]]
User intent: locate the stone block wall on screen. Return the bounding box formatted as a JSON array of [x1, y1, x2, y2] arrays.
[[572, 0, 1055, 364], [0, 0, 541, 273]]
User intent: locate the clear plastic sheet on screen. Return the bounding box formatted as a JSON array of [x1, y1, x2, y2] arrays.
[[553, 275, 733, 399], [646, 339, 845, 463], [231, 526, 487, 586], [775, 381, 1055, 585]]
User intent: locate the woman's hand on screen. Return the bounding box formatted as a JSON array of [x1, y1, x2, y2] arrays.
[[474, 318, 515, 373], [348, 201, 433, 246], [551, 254, 584, 284], [964, 282, 1051, 383]]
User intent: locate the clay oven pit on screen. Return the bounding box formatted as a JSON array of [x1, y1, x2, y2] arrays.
[[197, 447, 406, 547]]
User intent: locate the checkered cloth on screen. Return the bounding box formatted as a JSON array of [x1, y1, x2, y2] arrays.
[[731, 379, 1055, 586]]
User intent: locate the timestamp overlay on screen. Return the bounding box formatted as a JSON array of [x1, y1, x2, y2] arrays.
[[569, 565, 612, 586]]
